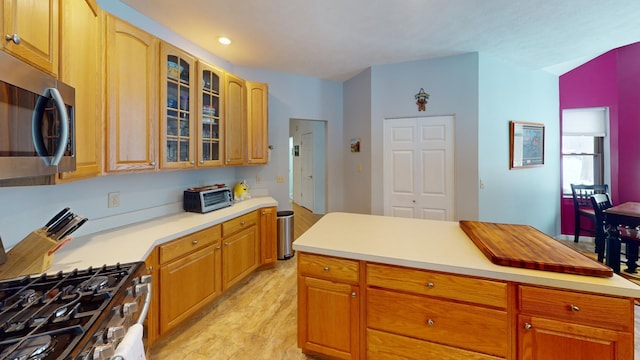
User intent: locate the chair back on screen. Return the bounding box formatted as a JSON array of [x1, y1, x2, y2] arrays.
[[590, 193, 612, 239], [571, 184, 609, 211]]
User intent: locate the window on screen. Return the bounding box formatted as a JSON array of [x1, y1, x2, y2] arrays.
[[561, 108, 608, 195]]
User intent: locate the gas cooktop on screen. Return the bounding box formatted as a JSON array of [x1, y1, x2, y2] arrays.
[[0, 262, 149, 360]]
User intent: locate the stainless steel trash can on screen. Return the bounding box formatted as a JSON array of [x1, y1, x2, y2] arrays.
[[277, 210, 294, 260]]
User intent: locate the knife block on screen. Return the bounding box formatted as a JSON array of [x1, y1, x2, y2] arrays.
[[0, 229, 57, 280]]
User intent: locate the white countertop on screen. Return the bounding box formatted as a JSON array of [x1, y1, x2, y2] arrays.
[[292, 212, 640, 298], [49, 197, 278, 273]]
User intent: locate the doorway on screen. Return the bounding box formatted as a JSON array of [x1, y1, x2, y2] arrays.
[[289, 118, 327, 214], [383, 115, 456, 220]]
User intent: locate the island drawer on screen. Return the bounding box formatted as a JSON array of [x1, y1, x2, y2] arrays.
[[298, 253, 359, 284], [367, 328, 504, 360], [222, 211, 257, 237], [518, 285, 634, 332], [367, 287, 508, 357], [367, 263, 507, 308], [159, 225, 221, 264]]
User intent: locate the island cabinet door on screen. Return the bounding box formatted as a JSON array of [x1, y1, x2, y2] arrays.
[[298, 276, 359, 360], [517, 315, 633, 360]]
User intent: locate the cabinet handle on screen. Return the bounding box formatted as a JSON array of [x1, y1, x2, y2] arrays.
[[426, 282, 434, 288], [569, 304, 580, 312], [147, 266, 153, 272], [216, 245, 221, 250], [5, 34, 20, 44], [200, 160, 204, 164], [150, 162, 156, 166], [240, 221, 245, 226], [351, 291, 356, 298], [262, 211, 266, 215], [192, 240, 199, 245], [190, 160, 195, 164], [426, 319, 434, 326], [524, 323, 532, 330], [224, 242, 229, 246], [323, 266, 330, 272]]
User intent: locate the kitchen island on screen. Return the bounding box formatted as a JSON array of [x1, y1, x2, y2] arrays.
[[293, 212, 640, 360]]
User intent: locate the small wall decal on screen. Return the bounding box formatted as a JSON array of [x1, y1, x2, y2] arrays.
[[350, 138, 361, 153], [415, 88, 430, 111]]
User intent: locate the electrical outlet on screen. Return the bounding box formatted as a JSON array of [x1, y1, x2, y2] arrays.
[[108, 192, 120, 208]]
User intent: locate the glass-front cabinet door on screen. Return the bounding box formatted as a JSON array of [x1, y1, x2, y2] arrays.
[[160, 42, 195, 169], [197, 61, 224, 167]]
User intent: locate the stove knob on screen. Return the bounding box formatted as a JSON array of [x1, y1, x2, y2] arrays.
[[105, 325, 125, 343], [92, 343, 114, 360], [141, 274, 152, 284], [134, 283, 149, 297], [122, 301, 139, 317]]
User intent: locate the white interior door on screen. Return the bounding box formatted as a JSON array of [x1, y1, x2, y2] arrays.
[[300, 132, 314, 210], [383, 116, 455, 220]]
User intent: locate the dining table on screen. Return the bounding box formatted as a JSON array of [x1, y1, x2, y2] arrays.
[[604, 202, 640, 274]]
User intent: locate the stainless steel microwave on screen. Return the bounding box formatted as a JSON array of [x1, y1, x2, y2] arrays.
[[0, 51, 75, 186]]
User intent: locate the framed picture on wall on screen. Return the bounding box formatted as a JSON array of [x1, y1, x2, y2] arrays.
[[509, 121, 544, 169]]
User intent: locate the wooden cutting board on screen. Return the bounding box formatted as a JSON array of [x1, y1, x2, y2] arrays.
[[459, 220, 613, 277]]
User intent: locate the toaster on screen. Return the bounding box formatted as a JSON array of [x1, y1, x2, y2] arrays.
[[183, 185, 233, 213]]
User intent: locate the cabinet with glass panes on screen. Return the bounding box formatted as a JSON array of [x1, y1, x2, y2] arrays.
[[160, 42, 195, 169], [197, 61, 224, 167]]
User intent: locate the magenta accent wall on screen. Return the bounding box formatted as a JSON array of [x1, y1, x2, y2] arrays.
[[559, 42, 640, 236]]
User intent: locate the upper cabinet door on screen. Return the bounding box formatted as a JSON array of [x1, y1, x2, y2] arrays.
[[105, 16, 158, 172], [196, 61, 224, 167], [246, 81, 268, 164], [2, 0, 59, 76], [58, 0, 103, 182], [224, 72, 246, 166], [160, 42, 195, 169]]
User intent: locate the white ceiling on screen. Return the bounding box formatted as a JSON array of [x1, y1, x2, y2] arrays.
[[121, 0, 640, 82]]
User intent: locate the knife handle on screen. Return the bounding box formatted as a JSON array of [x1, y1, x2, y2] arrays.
[[47, 212, 74, 237], [43, 207, 70, 230]]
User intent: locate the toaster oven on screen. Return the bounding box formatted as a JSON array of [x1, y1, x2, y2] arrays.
[[183, 185, 233, 213]]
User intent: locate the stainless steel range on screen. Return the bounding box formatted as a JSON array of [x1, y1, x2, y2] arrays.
[[0, 262, 151, 360]]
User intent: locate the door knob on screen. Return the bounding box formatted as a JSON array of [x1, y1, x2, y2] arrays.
[[5, 34, 20, 44]]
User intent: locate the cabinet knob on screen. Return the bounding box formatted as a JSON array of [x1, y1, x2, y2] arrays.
[[224, 242, 229, 246], [569, 304, 580, 312], [200, 160, 205, 164], [5, 34, 20, 44], [426, 319, 434, 326], [240, 221, 245, 226], [262, 211, 266, 215], [323, 266, 330, 272], [216, 245, 221, 250], [524, 323, 532, 330], [351, 291, 356, 298], [190, 160, 195, 164], [150, 161, 156, 166], [192, 240, 199, 245], [426, 282, 434, 288]]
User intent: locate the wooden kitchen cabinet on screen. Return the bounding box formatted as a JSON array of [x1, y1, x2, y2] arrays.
[[366, 263, 509, 359], [246, 81, 269, 164], [222, 211, 259, 290], [158, 225, 222, 333], [224, 72, 246, 166], [58, 0, 103, 182], [297, 253, 360, 359], [1, 0, 59, 76], [105, 16, 158, 172], [196, 60, 224, 167], [517, 285, 634, 360], [259, 206, 277, 266], [160, 42, 196, 169], [144, 250, 159, 347]]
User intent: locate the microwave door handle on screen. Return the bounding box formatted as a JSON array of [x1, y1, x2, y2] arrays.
[[47, 88, 69, 166], [31, 93, 50, 164]]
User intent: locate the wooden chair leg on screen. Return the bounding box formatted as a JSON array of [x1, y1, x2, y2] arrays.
[[574, 216, 580, 242]]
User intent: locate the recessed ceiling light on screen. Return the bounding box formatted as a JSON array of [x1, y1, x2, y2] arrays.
[[218, 37, 231, 45]]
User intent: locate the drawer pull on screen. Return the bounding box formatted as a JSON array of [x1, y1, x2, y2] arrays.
[[569, 304, 580, 312], [524, 323, 532, 330], [192, 240, 199, 245], [426, 319, 434, 326], [5, 34, 20, 44], [224, 242, 229, 246], [240, 221, 246, 226], [323, 266, 330, 272], [216, 245, 221, 250], [426, 282, 434, 288], [351, 291, 356, 298]]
